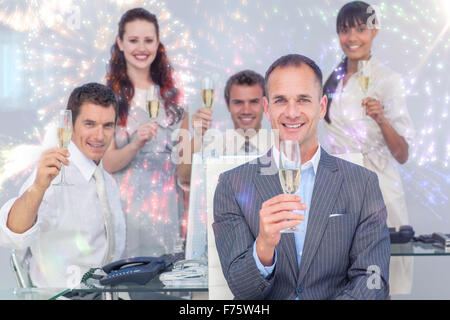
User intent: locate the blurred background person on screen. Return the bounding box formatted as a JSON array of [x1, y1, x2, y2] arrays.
[[179, 69, 272, 260], [320, 1, 415, 295], [103, 8, 188, 258], [177, 69, 271, 187]]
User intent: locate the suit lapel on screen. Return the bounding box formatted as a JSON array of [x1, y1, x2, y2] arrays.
[[297, 148, 343, 285], [253, 149, 299, 278]]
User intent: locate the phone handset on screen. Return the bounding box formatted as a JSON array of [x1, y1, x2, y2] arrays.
[[100, 256, 166, 286], [102, 257, 160, 274]]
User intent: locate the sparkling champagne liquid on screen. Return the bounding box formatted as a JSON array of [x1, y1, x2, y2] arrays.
[[358, 76, 369, 94], [58, 127, 72, 149], [147, 100, 160, 119], [279, 168, 301, 194], [202, 89, 214, 108]]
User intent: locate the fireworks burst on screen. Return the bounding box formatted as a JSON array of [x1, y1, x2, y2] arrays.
[[0, 0, 448, 226], [0, 0, 196, 189]]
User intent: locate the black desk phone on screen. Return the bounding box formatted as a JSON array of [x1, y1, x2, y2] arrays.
[[389, 225, 415, 243], [99, 256, 167, 286]]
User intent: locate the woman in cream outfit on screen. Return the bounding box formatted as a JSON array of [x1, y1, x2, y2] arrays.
[[320, 1, 415, 295]]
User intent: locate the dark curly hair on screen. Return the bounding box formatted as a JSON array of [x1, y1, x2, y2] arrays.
[[66, 82, 118, 125], [106, 8, 184, 127]]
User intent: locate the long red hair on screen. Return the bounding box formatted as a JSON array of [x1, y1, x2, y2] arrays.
[[106, 8, 184, 127]]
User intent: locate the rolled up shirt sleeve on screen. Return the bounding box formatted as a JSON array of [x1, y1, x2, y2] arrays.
[[252, 240, 277, 279], [0, 197, 42, 250], [0, 170, 44, 250]]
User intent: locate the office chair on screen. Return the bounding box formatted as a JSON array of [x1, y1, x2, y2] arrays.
[[205, 155, 260, 300]]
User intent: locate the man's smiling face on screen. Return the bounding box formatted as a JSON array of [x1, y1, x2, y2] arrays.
[[71, 102, 116, 164], [227, 84, 264, 132], [263, 64, 327, 154]]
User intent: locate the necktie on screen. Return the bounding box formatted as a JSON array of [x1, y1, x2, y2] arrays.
[[93, 166, 115, 265], [243, 140, 256, 153]]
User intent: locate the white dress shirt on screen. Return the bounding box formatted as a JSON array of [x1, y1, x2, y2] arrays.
[[0, 142, 125, 288], [321, 56, 414, 172]]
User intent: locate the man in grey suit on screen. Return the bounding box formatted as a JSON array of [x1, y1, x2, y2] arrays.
[[213, 54, 390, 300]]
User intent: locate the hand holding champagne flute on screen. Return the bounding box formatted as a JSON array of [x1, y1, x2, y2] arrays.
[[200, 77, 214, 160], [54, 110, 73, 186], [145, 85, 163, 153], [192, 77, 214, 138], [278, 139, 303, 233]]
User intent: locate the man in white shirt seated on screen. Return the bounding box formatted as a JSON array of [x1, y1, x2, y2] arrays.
[[0, 83, 126, 288], [177, 69, 272, 186]]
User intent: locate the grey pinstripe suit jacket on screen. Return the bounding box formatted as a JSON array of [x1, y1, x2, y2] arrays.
[[213, 148, 390, 300]]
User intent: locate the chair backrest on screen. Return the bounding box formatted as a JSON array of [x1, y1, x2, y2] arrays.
[[185, 154, 209, 261], [205, 154, 259, 300], [10, 248, 33, 288]]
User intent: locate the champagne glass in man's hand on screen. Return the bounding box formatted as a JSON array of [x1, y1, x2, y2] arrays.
[[278, 139, 303, 233], [201, 77, 214, 109], [200, 77, 215, 160], [54, 110, 73, 186]]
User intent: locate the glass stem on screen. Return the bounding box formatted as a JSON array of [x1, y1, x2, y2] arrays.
[[60, 165, 66, 183]]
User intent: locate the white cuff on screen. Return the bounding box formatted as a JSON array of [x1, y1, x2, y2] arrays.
[[252, 241, 276, 279], [0, 197, 40, 250]]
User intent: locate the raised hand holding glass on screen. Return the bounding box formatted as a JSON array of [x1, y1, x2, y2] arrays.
[[54, 110, 72, 186]]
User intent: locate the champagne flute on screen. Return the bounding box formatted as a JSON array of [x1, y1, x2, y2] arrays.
[[201, 77, 214, 161], [145, 85, 163, 153], [201, 77, 214, 109], [358, 60, 370, 118], [278, 139, 302, 233], [54, 110, 73, 186], [146, 85, 160, 123]]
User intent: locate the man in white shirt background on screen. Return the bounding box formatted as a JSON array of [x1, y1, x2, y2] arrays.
[[0, 83, 126, 288], [178, 70, 272, 261], [219, 69, 271, 155]]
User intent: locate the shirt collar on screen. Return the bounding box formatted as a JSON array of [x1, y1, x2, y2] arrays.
[[68, 141, 102, 182], [272, 143, 321, 174]]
